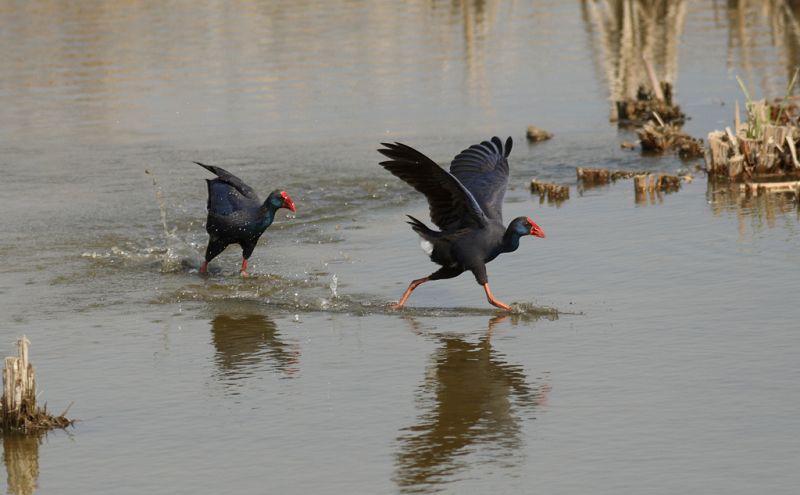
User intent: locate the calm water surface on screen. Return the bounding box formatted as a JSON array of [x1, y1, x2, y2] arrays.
[[1, 1, 799, 494]]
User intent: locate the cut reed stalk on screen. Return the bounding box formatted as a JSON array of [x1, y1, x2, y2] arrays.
[[1, 337, 73, 433]]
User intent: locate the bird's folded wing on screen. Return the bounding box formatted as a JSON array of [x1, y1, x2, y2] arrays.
[[378, 142, 488, 231], [194, 162, 260, 201]]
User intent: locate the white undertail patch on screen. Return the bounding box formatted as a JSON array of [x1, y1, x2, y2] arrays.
[[420, 239, 434, 256]]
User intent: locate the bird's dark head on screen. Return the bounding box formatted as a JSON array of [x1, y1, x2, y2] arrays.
[[511, 216, 545, 238], [267, 190, 297, 212]]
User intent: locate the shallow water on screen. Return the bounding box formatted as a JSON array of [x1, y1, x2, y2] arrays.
[[2, 1, 800, 494]]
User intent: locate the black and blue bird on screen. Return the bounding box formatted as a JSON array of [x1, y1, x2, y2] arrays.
[[195, 162, 296, 277], [378, 136, 545, 310]]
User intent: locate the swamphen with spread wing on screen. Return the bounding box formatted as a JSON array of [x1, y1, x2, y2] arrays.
[[378, 137, 545, 310], [195, 162, 296, 277]]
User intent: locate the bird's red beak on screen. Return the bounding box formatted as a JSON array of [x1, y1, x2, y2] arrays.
[[530, 221, 545, 238], [281, 191, 296, 212]]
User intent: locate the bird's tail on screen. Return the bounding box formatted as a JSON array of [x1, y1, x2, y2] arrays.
[[406, 215, 439, 240]]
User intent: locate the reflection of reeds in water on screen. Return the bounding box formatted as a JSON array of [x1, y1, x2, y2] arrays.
[[725, 0, 800, 98], [2, 433, 40, 495], [433, 0, 501, 120], [582, 0, 687, 102], [394, 316, 549, 492], [707, 179, 800, 233], [635, 188, 668, 206], [0, 0, 508, 141], [209, 303, 299, 381]]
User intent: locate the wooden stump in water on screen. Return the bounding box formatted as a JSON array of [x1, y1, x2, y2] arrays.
[[576, 167, 610, 185], [530, 180, 569, 204], [634, 174, 682, 193], [633, 175, 647, 192], [2, 337, 36, 429], [1, 337, 72, 433]]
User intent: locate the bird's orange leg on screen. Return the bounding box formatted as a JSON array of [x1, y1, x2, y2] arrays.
[[199, 261, 209, 275], [240, 258, 249, 277], [392, 277, 431, 310], [483, 283, 511, 311]]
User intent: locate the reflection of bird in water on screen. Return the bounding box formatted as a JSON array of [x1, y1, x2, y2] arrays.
[[209, 307, 299, 379], [394, 316, 550, 492]]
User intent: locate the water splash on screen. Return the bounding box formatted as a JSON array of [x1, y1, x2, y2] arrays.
[[329, 274, 339, 299], [146, 169, 171, 238], [145, 169, 203, 272], [153, 281, 564, 319]]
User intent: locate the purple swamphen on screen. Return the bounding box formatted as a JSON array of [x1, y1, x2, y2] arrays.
[[195, 162, 296, 277], [378, 137, 545, 310]]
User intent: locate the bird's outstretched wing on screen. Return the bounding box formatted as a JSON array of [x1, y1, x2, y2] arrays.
[[449, 136, 512, 221], [195, 162, 260, 215], [378, 142, 488, 231]]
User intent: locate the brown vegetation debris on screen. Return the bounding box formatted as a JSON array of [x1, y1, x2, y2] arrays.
[[637, 119, 704, 158], [706, 98, 800, 181], [526, 126, 553, 142], [610, 170, 642, 180], [576, 167, 610, 185], [615, 83, 686, 127]]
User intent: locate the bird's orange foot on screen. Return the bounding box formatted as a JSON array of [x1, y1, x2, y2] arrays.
[[240, 271, 249, 278], [491, 300, 511, 311], [483, 283, 511, 311]]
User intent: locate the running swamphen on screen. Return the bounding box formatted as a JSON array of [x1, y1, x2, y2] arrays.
[[195, 162, 296, 276], [378, 137, 545, 310]]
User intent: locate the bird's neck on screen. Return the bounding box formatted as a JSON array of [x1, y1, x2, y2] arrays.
[[257, 202, 278, 228], [501, 226, 523, 253]]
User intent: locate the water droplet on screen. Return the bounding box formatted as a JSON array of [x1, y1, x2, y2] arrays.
[[329, 274, 338, 298]]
